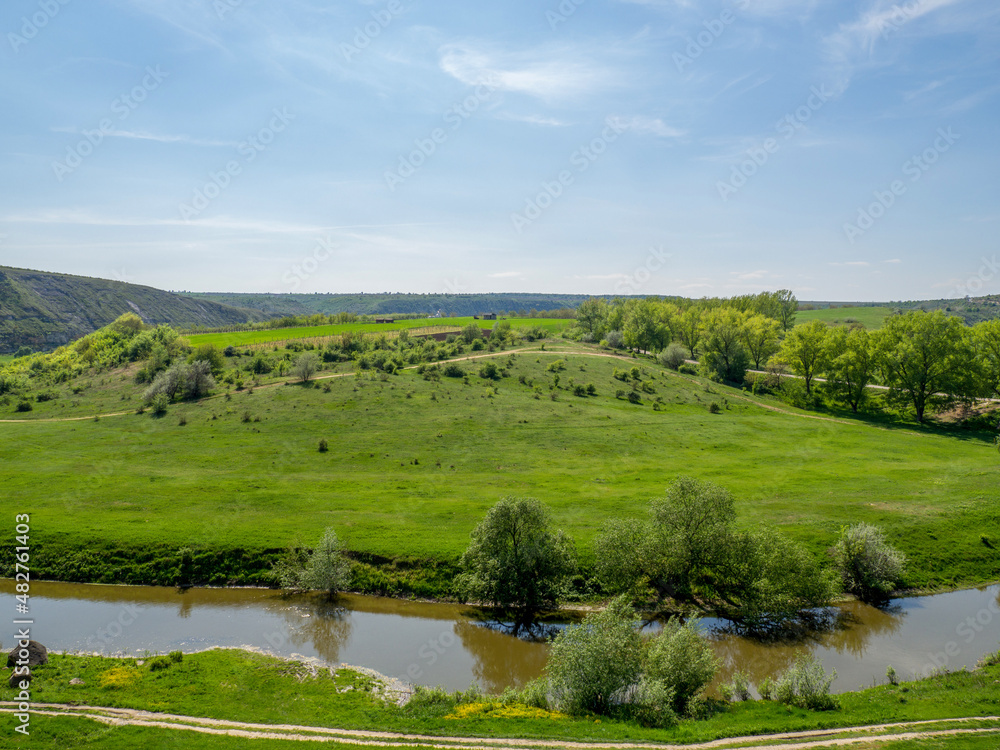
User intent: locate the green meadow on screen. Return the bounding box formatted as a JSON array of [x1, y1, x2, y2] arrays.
[[797, 306, 894, 328], [183, 317, 572, 348], [2, 342, 997, 593]]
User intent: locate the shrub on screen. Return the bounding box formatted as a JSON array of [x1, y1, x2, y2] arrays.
[[658, 343, 687, 370], [886, 665, 898, 685], [547, 359, 566, 372], [169, 650, 183, 664], [643, 617, 718, 715], [148, 655, 172, 671], [443, 363, 465, 378], [773, 654, 837, 710], [573, 384, 587, 397], [758, 676, 774, 701], [318, 439, 329, 453], [547, 597, 643, 715], [586, 383, 597, 396], [627, 391, 641, 404], [708, 402, 721, 414], [15, 401, 32, 412], [224, 345, 236, 357], [150, 393, 169, 416], [678, 364, 698, 376], [835, 523, 907, 603], [478, 362, 501, 380], [720, 670, 752, 702]]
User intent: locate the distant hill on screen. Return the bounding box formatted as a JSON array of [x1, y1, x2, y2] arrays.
[[182, 292, 601, 318], [0, 266, 267, 353]]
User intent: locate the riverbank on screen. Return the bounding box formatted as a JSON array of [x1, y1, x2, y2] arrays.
[[3, 648, 1000, 747]]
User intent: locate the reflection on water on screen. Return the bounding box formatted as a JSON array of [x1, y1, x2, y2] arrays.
[[2, 580, 997, 694], [454, 621, 549, 694]]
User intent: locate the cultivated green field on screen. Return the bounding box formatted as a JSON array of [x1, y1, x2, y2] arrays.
[[2, 343, 997, 592], [184, 317, 572, 348], [797, 306, 893, 328], [3, 649, 999, 748]]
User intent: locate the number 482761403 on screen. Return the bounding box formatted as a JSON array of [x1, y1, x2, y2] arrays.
[[15, 514, 30, 603]]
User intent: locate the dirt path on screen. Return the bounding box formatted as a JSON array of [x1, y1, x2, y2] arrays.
[[1, 703, 997, 748]]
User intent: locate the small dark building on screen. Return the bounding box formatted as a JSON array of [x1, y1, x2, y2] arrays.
[[375, 318, 395, 324], [481, 313, 497, 321]]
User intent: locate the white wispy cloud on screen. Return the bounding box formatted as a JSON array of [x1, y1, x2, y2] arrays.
[[438, 42, 617, 100], [51, 127, 239, 148], [607, 115, 685, 138]]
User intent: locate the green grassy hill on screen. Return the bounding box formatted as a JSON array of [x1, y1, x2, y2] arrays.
[[183, 292, 603, 318], [2, 337, 996, 595], [0, 266, 268, 353]]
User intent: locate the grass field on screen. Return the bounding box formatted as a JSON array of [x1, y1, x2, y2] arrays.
[[2, 342, 997, 593], [797, 307, 894, 328], [3, 649, 999, 748], [183, 317, 572, 348]]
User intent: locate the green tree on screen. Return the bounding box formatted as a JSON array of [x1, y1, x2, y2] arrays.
[[740, 314, 781, 370], [972, 320, 1000, 397], [623, 300, 659, 353], [457, 497, 576, 616], [874, 311, 972, 422], [547, 596, 643, 715], [274, 527, 352, 599], [649, 476, 736, 601], [576, 297, 609, 337], [191, 344, 225, 376], [460, 322, 482, 344], [677, 307, 702, 358], [825, 326, 876, 413], [717, 528, 837, 631], [774, 289, 798, 331], [292, 352, 320, 382], [776, 320, 829, 395], [701, 308, 749, 382]]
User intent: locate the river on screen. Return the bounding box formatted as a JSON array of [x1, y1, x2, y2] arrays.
[[3, 581, 997, 694]]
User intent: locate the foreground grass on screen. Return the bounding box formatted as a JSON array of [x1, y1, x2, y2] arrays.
[[4, 649, 1000, 746], [1, 345, 997, 593]]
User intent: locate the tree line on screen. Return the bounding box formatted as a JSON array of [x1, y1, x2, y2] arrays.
[[574, 293, 999, 423]]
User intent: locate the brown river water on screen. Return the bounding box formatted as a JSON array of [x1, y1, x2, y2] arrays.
[[3, 581, 998, 694]]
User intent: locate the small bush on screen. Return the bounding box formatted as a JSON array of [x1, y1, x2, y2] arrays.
[[835, 523, 907, 603], [643, 617, 718, 715], [678, 364, 698, 376], [318, 439, 329, 453], [604, 330, 624, 349], [757, 676, 774, 701], [443, 363, 465, 378], [178, 415, 187, 426], [148, 656, 172, 672], [150, 393, 168, 416], [479, 362, 501, 380], [886, 665, 898, 685], [721, 670, 752, 702], [658, 343, 687, 370], [627, 391, 641, 404], [586, 383, 597, 396], [708, 402, 721, 414], [573, 384, 587, 397], [773, 654, 837, 711], [15, 401, 33, 412], [547, 597, 643, 715], [169, 650, 183, 663]]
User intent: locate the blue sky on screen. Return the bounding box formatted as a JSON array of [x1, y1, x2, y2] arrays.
[[1, 0, 998, 300]]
